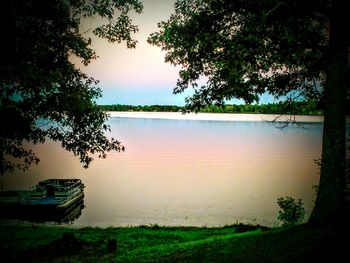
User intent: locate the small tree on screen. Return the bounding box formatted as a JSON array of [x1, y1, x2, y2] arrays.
[[277, 196, 305, 226]]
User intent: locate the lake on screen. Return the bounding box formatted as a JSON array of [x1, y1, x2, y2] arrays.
[[1, 113, 323, 227]]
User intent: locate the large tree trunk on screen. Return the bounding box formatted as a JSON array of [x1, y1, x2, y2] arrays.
[[308, 0, 349, 225]]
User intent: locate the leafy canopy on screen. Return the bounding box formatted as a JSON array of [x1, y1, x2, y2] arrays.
[[0, 0, 143, 174], [148, 0, 328, 111]]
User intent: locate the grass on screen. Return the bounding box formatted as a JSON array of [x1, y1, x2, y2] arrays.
[[0, 223, 348, 262]]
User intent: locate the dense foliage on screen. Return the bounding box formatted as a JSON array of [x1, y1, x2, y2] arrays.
[[148, 0, 328, 111], [0, 0, 143, 174], [277, 196, 305, 226], [98, 101, 323, 115]]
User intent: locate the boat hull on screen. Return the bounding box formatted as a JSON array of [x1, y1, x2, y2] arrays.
[[0, 193, 84, 222], [0, 179, 85, 223]]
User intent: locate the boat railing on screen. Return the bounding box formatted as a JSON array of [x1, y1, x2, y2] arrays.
[[62, 180, 82, 190], [29, 179, 83, 199], [30, 185, 47, 192], [37, 179, 82, 191]]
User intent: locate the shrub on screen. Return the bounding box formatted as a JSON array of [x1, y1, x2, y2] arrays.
[[277, 196, 305, 226]]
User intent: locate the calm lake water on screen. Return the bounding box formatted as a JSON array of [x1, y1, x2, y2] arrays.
[[1, 115, 323, 227]]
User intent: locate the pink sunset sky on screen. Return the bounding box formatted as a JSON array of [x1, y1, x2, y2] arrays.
[[75, 0, 274, 106], [73, 0, 186, 105]]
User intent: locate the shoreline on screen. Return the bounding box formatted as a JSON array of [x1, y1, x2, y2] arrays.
[[106, 111, 324, 123]]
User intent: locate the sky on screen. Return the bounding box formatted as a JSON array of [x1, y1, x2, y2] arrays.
[[76, 0, 275, 106]]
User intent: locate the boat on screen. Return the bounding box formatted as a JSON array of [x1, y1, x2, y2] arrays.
[[0, 179, 85, 221]]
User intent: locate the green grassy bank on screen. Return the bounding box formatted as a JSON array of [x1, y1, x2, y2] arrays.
[[0, 224, 348, 262]]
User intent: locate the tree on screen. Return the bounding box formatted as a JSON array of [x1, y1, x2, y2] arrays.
[[0, 0, 143, 174], [148, 0, 349, 225]]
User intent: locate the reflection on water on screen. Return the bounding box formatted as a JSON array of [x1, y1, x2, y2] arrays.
[[1, 117, 323, 227], [0, 199, 85, 225]]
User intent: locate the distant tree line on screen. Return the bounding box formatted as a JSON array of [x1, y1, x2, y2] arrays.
[[98, 101, 324, 115], [99, 104, 182, 112]]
